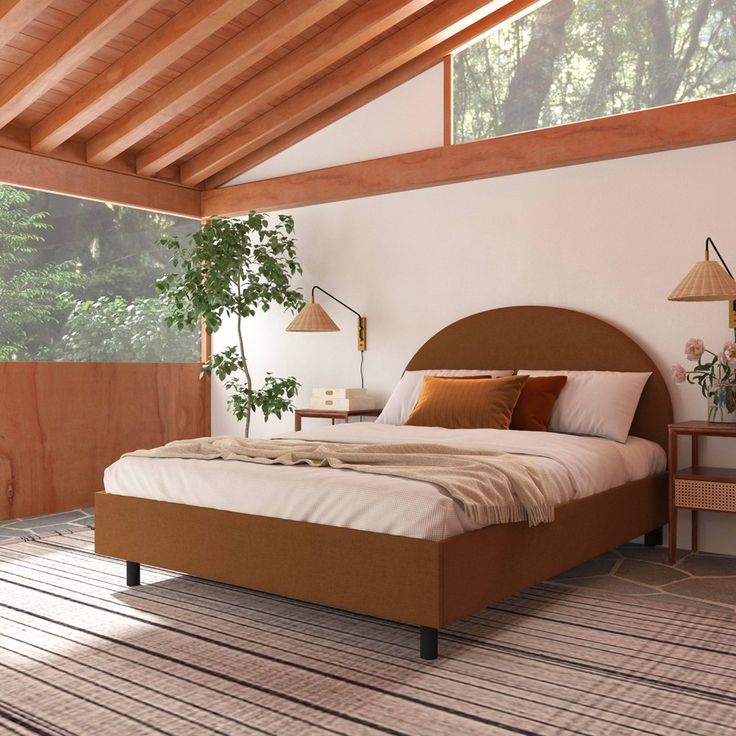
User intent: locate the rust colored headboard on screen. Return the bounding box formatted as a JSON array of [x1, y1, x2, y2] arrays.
[[405, 306, 673, 449]]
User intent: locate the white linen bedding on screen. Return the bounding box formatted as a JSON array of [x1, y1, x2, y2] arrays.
[[104, 423, 666, 541]]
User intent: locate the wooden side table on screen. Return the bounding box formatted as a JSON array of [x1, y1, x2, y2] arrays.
[[668, 421, 736, 563], [294, 408, 382, 432]]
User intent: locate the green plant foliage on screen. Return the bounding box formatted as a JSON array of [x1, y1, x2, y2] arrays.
[[0, 183, 200, 362], [0, 187, 80, 360], [453, 0, 736, 143], [55, 296, 199, 362], [157, 213, 305, 436]]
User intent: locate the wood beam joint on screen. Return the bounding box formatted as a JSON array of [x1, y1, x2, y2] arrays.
[[0, 144, 201, 218]]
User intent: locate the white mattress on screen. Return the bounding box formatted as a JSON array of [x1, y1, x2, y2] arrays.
[[104, 423, 666, 541]]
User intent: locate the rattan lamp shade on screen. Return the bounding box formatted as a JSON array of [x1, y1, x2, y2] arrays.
[[286, 302, 339, 332], [668, 254, 736, 302]]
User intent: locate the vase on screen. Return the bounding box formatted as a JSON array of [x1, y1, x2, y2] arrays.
[[707, 381, 736, 423]]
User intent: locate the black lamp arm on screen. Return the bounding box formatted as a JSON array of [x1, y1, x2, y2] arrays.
[[707, 238, 736, 341], [312, 285, 362, 319], [706, 237, 734, 279]]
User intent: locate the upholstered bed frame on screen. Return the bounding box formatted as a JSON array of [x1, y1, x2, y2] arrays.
[[95, 306, 673, 659]]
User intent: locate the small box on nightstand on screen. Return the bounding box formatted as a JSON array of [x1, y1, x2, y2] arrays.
[[309, 387, 375, 411]]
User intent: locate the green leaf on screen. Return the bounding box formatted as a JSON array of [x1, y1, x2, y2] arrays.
[[156, 213, 305, 432]]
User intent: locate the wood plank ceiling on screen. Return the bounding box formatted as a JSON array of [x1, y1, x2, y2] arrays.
[[0, 0, 527, 215]]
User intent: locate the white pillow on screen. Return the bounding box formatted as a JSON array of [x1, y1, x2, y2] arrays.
[[376, 369, 514, 425], [517, 370, 651, 443]]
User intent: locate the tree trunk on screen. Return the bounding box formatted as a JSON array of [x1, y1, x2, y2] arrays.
[[235, 277, 252, 438], [499, 0, 576, 135], [235, 313, 252, 438], [680, 0, 711, 72], [644, 0, 679, 105], [673, 0, 711, 101]]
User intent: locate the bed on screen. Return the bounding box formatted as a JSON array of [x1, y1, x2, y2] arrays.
[[95, 306, 673, 659]]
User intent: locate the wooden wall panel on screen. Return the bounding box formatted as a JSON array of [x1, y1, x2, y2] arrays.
[[0, 362, 209, 520]]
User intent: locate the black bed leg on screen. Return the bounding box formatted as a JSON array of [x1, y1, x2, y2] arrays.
[[644, 527, 663, 547], [419, 626, 438, 660], [126, 561, 140, 587]]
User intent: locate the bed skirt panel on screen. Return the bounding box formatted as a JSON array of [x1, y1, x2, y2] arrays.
[[96, 473, 667, 631], [440, 473, 668, 624], [95, 491, 444, 627]]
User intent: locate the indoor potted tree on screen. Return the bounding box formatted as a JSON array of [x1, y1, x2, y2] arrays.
[[157, 212, 305, 437]]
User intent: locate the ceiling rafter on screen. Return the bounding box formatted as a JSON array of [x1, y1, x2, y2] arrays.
[[179, 0, 517, 187], [134, 0, 435, 177], [86, 0, 347, 166], [204, 0, 545, 188], [0, 121, 183, 181], [0, 0, 160, 131], [0, 0, 53, 48], [29, 0, 258, 154], [4, 0, 726, 217]]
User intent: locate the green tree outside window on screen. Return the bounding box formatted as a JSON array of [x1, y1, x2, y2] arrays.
[[0, 184, 199, 363], [453, 0, 736, 144]]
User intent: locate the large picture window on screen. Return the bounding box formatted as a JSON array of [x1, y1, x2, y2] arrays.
[[0, 185, 200, 362], [452, 0, 736, 144]]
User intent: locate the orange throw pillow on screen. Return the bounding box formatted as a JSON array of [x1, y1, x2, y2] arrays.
[[404, 375, 528, 429], [510, 375, 568, 432]]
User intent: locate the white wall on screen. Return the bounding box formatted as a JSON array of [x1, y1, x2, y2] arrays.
[[227, 64, 445, 184], [213, 65, 736, 554]]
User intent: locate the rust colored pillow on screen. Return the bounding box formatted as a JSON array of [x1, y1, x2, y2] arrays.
[[404, 374, 528, 429], [510, 375, 568, 432]]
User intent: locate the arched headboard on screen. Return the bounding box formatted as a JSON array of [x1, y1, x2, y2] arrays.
[[405, 306, 673, 449]]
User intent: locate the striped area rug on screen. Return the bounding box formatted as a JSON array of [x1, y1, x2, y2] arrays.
[[1, 530, 735, 736]]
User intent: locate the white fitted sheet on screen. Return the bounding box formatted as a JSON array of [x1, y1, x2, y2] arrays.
[[104, 423, 666, 541]]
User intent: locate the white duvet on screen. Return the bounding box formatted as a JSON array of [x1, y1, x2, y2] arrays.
[[104, 423, 666, 541]]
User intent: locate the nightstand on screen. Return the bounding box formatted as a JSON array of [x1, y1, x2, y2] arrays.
[[294, 408, 382, 432], [668, 421, 736, 563]]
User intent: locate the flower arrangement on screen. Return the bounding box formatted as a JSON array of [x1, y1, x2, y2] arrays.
[[672, 338, 736, 421]]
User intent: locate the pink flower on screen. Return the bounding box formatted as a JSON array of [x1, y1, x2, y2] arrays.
[[684, 338, 705, 361], [671, 364, 686, 383], [719, 342, 736, 370]]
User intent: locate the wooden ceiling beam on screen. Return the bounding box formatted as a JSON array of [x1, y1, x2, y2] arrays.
[[202, 92, 736, 216], [86, 0, 346, 166], [0, 0, 159, 131], [29, 0, 257, 154], [135, 0, 435, 177], [179, 0, 519, 186], [205, 0, 546, 188], [0, 144, 201, 218], [0, 123, 181, 181], [0, 0, 53, 48]]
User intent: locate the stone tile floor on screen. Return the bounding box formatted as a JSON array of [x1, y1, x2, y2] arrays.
[[0, 508, 94, 543], [2, 509, 735, 614], [550, 543, 736, 613]]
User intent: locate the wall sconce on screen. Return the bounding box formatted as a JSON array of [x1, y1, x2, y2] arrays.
[[286, 286, 367, 352], [668, 237, 736, 339]]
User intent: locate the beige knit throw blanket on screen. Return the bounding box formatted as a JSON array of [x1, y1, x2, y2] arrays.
[[127, 437, 555, 527]]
